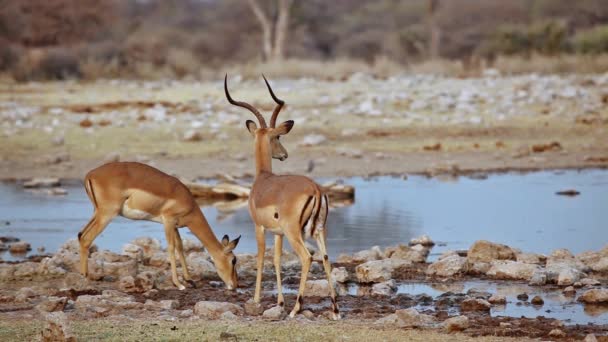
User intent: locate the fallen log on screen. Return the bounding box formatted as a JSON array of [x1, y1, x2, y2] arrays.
[[185, 180, 355, 202]]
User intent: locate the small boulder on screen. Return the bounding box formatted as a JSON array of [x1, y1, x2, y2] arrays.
[[409, 235, 435, 247], [193, 301, 243, 319], [394, 308, 436, 328], [36, 297, 68, 313], [351, 246, 384, 262], [517, 293, 529, 301], [371, 280, 397, 296], [187, 252, 216, 279], [131, 237, 162, 259], [40, 312, 75, 342], [355, 259, 411, 283], [122, 243, 144, 261], [118, 271, 155, 293], [262, 305, 286, 321], [426, 254, 466, 277], [528, 270, 547, 286], [578, 289, 608, 304], [467, 240, 516, 263], [244, 299, 264, 316], [548, 329, 566, 338], [530, 296, 544, 305], [460, 298, 491, 312], [331, 267, 349, 283], [9, 241, 31, 254], [443, 315, 469, 332], [488, 294, 507, 305], [304, 279, 330, 297], [486, 260, 540, 281], [563, 286, 576, 296]]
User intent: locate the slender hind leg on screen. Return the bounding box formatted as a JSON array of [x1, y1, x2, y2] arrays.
[[253, 224, 265, 303], [174, 228, 195, 288], [285, 230, 312, 318], [316, 230, 340, 320], [78, 211, 114, 277], [274, 235, 284, 307], [163, 217, 186, 290]]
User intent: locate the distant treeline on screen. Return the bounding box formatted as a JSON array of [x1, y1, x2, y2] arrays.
[[1, 0, 607, 80]]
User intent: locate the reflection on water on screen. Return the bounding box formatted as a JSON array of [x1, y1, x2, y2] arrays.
[[1, 169, 607, 261]]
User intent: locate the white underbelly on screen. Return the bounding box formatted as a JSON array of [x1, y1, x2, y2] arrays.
[[263, 225, 284, 235], [120, 203, 162, 223]]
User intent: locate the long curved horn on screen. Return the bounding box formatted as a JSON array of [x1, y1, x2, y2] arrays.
[[262, 75, 285, 128], [224, 74, 267, 128]]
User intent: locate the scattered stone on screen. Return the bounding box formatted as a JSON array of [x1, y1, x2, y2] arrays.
[[371, 280, 397, 296], [516, 293, 529, 301], [75, 290, 143, 317], [426, 254, 467, 277], [355, 259, 411, 283], [488, 294, 507, 305], [548, 329, 566, 338], [23, 178, 60, 188], [15, 287, 37, 302], [298, 134, 326, 147], [556, 189, 580, 196], [304, 279, 330, 297], [563, 286, 576, 296], [131, 237, 162, 259], [460, 298, 491, 312], [375, 313, 400, 325], [193, 301, 243, 319], [386, 244, 428, 263], [301, 310, 315, 319], [528, 270, 547, 286], [443, 315, 469, 332], [149, 251, 169, 268], [179, 309, 193, 318], [394, 308, 436, 328], [579, 278, 601, 287], [467, 240, 516, 263], [578, 289, 608, 304], [530, 296, 544, 305], [486, 260, 540, 281], [145, 299, 179, 310], [331, 267, 349, 283], [533, 140, 563, 153], [9, 241, 31, 253], [41, 312, 75, 342], [423, 143, 442, 151], [36, 297, 68, 313], [122, 243, 144, 261], [182, 130, 202, 142], [118, 271, 155, 293], [516, 252, 545, 265], [351, 246, 383, 262], [409, 235, 435, 247], [244, 299, 264, 316], [220, 311, 239, 320], [262, 305, 286, 321], [557, 267, 585, 286], [187, 252, 216, 279]]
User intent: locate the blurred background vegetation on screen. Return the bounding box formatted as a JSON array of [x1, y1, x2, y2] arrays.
[[1, 0, 608, 81]]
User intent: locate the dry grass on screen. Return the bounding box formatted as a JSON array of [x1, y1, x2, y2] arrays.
[[0, 318, 532, 342], [492, 54, 608, 75]]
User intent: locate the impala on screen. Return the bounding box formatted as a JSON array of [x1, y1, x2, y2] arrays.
[[77, 161, 241, 290], [224, 75, 340, 320]]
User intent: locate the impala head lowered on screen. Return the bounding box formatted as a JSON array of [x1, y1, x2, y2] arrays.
[[224, 75, 294, 161], [216, 234, 241, 290]]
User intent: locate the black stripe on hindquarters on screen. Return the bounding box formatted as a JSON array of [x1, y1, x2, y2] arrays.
[[87, 179, 98, 209], [299, 196, 314, 233], [309, 194, 322, 238]]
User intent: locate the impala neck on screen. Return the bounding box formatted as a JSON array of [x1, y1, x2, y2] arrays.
[[188, 210, 224, 259], [254, 133, 272, 176]]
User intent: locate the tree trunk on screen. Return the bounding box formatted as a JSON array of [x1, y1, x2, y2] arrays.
[[428, 0, 441, 59], [247, 0, 273, 61], [272, 0, 292, 61]]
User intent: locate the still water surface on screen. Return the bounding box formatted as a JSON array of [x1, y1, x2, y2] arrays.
[[1, 169, 606, 260]]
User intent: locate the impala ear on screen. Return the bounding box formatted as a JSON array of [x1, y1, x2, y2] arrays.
[[246, 120, 257, 136], [274, 120, 294, 136], [221, 234, 229, 246], [224, 235, 241, 253]]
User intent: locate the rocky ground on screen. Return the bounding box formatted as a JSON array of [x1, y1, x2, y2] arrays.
[[1, 235, 606, 341], [1, 73, 608, 181]]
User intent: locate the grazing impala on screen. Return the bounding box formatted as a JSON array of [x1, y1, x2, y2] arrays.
[[224, 75, 340, 319], [78, 162, 241, 290]]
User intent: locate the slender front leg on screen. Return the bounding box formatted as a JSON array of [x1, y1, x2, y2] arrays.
[[286, 232, 312, 318], [78, 211, 113, 278], [174, 228, 195, 288], [163, 218, 185, 290], [274, 234, 284, 307], [316, 231, 340, 320], [254, 224, 265, 303]]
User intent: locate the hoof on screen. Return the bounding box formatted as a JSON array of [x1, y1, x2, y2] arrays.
[[331, 312, 342, 321], [288, 310, 298, 318], [187, 279, 197, 288], [177, 284, 186, 291]]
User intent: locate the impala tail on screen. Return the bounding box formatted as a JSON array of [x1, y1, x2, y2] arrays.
[[301, 191, 329, 240]]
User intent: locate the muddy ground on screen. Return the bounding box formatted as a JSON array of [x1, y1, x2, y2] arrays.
[[1, 249, 607, 341]]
